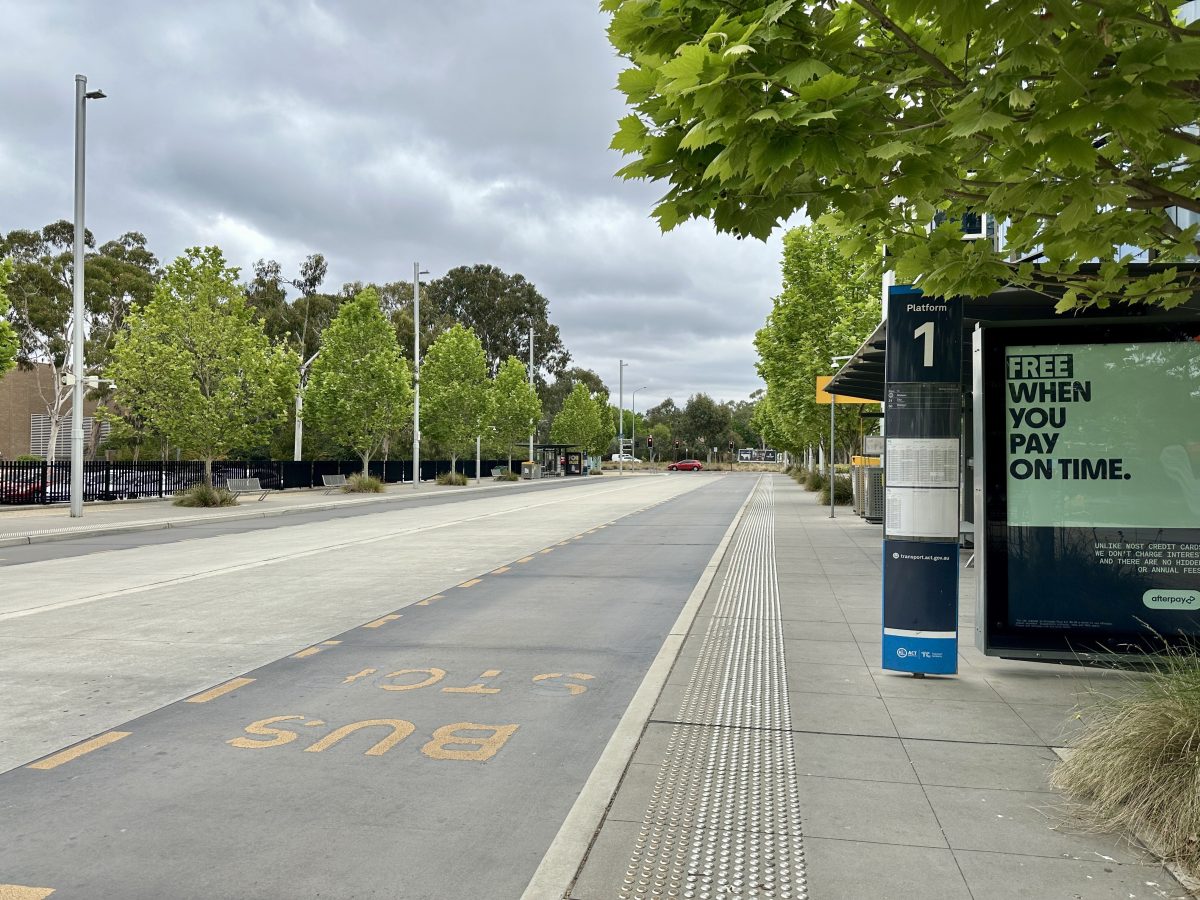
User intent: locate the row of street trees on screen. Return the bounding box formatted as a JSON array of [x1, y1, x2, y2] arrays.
[[753, 226, 879, 459], [0, 222, 573, 462], [104, 247, 543, 482]]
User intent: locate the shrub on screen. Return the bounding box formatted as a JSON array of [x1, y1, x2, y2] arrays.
[[1051, 647, 1200, 877], [173, 483, 237, 507], [436, 470, 468, 486], [14, 454, 43, 462], [589, 468, 604, 475], [343, 474, 384, 493], [804, 470, 826, 492], [498, 471, 520, 481], [818, 475, 853, 505]]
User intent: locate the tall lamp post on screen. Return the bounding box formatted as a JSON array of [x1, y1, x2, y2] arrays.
[[618, 360, 628, 476], [412, 263, 428, 488], [631, 385, 647, 460], [70, 75, 106, 518]]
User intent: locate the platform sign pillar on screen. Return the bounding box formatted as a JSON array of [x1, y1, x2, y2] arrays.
[[882, 285, 962, 674]]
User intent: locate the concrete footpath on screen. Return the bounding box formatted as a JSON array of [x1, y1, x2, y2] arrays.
[[0, 474, 641, 547], [533, 474, 1185, 900]]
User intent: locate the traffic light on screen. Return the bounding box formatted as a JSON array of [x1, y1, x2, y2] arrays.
[[728, 439, 734, 450], [674, 439, 680, 449], [646, 435, 653, 448]]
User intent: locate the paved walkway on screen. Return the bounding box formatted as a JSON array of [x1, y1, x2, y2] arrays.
[[544, 474, 1184, 900]]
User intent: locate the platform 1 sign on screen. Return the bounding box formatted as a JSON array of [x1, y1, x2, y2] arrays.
[[979, 321, 1200, 658], [882, 285, 962, 675]]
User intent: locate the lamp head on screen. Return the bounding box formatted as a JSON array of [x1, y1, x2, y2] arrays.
[[85, 90, 107, 100]]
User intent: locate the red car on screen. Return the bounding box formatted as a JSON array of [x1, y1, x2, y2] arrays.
[[667, 459, 703, 471]]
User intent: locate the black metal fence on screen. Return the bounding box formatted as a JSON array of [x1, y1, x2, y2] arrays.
[[0, 458, 511, 505]]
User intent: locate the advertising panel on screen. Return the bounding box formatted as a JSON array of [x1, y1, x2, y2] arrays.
[[980, 321, 1200, 657]]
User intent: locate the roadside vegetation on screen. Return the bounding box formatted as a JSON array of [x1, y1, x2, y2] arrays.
[[343, 474, 384, 493], [173, 483, 237, 508], [436, 471, 468, 486], [1052, 648, 1200, 879]]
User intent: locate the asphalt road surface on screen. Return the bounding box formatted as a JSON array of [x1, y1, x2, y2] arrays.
[[0, 473, 753, 899]]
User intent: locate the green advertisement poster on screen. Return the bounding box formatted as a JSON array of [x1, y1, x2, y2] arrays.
[[1005, 341, 1200, 529]]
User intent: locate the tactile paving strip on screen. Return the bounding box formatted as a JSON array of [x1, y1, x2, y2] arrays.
[[619, 478, 806, 899]]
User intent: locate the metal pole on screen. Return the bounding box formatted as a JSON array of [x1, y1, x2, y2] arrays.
[[412, 262, 421, 488], [618, 360, 626, 476], [528, 325, 534, 465], [631, 386, 646, 461], [70, 75, 88, 518], [829, 394, 836, 519], [475, 435, 481, 485]]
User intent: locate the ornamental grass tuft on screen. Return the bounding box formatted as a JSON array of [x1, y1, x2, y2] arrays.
[[343, 474, 384, 493], [173, 483, 237, 507], [1052, 643, 1200, 878]]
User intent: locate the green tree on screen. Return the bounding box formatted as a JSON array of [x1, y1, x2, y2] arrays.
[[1, 222, 158, 459], [680, 393, 733, 453], [551, 383, 613, 457], [0, 259, 16, 378], [420, 323, 493, 473], [304, 287, 412, 474], [754, 226, 880, 457], [424, 265, 570, 379], [491, 355, 542, 470], [107, 247, 298, 483], [605, 1, 1200, 310], [540, 367, 609, 437]]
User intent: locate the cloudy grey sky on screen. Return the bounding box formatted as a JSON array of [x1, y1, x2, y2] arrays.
[[0, 1, 793, 409]]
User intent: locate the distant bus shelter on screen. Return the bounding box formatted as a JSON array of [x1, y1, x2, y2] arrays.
[[532, 444, 586, 476]]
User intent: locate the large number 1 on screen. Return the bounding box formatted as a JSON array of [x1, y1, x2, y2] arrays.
[[913, 321, 935, 367]]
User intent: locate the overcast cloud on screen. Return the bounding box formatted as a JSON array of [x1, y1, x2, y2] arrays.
[[0, 1, 793, 408]]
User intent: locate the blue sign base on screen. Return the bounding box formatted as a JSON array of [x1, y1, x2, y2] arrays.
[[882, 539, 959, 675], [882, 631, 958, 674]]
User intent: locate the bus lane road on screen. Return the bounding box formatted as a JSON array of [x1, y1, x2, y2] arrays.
[[0, 475, 752, 900]]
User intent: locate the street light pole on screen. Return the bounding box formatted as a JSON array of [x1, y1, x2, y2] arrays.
[[829, 355, 854, 519], [528, 325, 535, 467], [631, 385, 647, 460], [412, 263, 427, 488], [618, 360, 628, 476], [70, 75, 104, 518]]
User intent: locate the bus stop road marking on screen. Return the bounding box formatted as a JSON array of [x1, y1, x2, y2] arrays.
[[362, 614, 402, 629], [491, 566, 511, 574], [459, 578, 482, 588], [0, 886, 56, 900], [26, 732, 130, 771], [415, 594, 444, 606], [293, 641, 341, 659], [540, 548, 553, 555], [185, 678, 255, 703], [515, 556, 534, 564]]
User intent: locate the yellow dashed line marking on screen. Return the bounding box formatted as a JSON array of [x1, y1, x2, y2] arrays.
[[0, 886, 56, 899], [322, 640, 342, 646], [539, 548, 553, 554], [185, 677, 255, 704], [293, 647, 322, 658], [416, 594, 445, 606], [27, 731, 130, 771], [459, 578, 482, 588], [516, 556, 535, 563], [362, 614, 402, 629]]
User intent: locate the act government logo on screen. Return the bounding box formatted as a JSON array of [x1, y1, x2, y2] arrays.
[[1143, 589, 1200, 611]]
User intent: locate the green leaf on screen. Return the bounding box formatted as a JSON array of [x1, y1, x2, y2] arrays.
[[610, 114, 647, 154], [796, 72, 859, 102], [777, 58, 831, 89]]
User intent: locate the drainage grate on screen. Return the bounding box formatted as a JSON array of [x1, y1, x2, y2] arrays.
[[619, 478, 806, 899]]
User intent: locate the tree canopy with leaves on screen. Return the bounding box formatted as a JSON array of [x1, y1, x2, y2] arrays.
[[107, 247, 298, 483], [605, 0, 1200, 310], [424, 265, 570, 379], [491, 355, 542, 468], [551, 383, 613, 456], [754, 225, 880, 456], [304, 287, 412, 473], [0, 259, 17, 378], [420, 323, 493, 472]]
